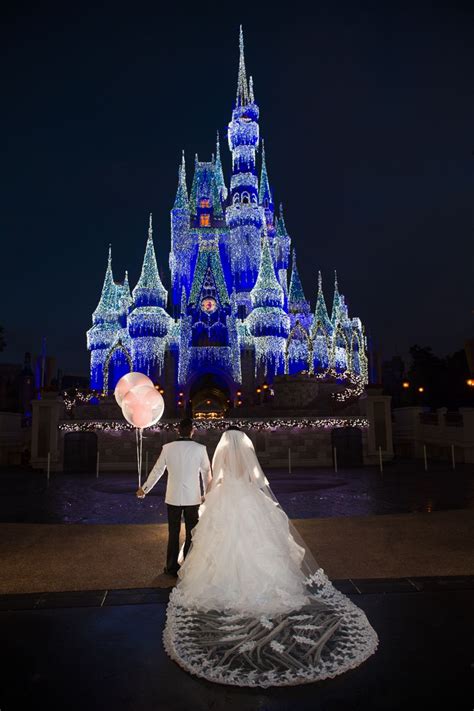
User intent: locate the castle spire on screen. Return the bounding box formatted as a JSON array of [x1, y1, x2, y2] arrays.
[[173, 150, 189, 210], [288, 250, 307, 312], [331, 269, 342, 323], [314, 270, 332, 330], [258, 139, 272, 207], [214, 130, 228, 201], [249, 75, 255, 103], [250, 232, 284, 307], [132, 214, 168, 308], [236, 25, 250, 107], [93, 244, 117, 319], [276, 202, 288, 237]]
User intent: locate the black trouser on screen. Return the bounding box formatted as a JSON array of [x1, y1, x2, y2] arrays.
[[165, 504, 200, 575]]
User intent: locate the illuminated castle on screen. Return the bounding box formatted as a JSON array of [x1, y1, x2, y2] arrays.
[[87, 28, 368, 414]]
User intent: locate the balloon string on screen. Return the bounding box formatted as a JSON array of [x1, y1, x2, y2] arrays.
[[136, 427, 143, 488]]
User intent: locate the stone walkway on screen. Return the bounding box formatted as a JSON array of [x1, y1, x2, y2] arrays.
[[2, 509, 474, 594]]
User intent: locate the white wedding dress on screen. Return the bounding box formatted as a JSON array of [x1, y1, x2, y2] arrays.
[[163, 430, 378, 687]]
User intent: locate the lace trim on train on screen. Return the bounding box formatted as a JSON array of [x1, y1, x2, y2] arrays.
[[163, 568, 379, 687]]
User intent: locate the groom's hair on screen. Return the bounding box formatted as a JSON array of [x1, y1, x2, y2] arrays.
[[179, 417, 194, 437]]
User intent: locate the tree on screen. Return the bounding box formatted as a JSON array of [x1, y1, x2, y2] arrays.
[[406, 344, 472, 409]]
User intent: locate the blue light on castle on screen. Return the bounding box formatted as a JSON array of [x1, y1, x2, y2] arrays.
[[87, 28, 368, 414]]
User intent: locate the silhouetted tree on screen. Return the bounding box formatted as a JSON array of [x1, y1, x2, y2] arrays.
[[405, 344, 472, 409]]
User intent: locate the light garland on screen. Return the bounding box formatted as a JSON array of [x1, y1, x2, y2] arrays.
[[62, 388, 105, 412], [58, 416, 370, 433]]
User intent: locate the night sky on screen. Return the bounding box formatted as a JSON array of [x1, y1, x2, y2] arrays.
[[1, 1, 473, 376]]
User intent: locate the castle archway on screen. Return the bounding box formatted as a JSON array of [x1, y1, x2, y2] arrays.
[[188, 370, 232, 419]]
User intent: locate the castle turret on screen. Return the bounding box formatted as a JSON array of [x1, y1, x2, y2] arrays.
[[311, 271, 332, 372], [129, 214, 171, 377], [258, 139, 274, 233], [214, 131, 228, 202], [274, 202, 291, 272], [246, 233, 290, 378], [331, 270, 342, 324], [87, 245, 131, 391], [170, 151, 191, 311], [226, 26, 263, 305], [288, 250, 311, 331]]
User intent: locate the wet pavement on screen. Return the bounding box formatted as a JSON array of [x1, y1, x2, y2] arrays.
[[1, 579, 473, 710], [1, 460, 474, 524]]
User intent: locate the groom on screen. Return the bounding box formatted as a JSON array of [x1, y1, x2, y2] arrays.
[[136, 418, 212, 577]]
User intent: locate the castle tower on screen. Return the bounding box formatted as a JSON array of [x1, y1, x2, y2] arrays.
[[226, 26, 263, 310], [274, 203, 291, 272], [86, 246, 132, 391], [246, 232, 290, 379], [214, 131, 228, 202], [312, 270, 333, 373], [288, 250, 311, 331], [258, 139, 274, 234], [170, 151, 191, 312], [128, 214, 171, 378]]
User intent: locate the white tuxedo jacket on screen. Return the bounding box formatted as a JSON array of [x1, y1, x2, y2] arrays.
[[141, 438, 212, 506]]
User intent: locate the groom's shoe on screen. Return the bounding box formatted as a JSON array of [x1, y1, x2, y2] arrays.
[[163, 566, 179, 577]]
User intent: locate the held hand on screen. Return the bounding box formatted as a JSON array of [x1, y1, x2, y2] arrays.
[[136, 487, 146, 499]]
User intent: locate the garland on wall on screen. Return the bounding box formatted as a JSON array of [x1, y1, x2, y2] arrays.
[[58, 416, 369, 433]]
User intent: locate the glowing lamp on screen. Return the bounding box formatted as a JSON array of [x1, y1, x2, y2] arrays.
[[262, 383, 269, 390], [418, 387, 424, 393], [402, 382, 410, 389]]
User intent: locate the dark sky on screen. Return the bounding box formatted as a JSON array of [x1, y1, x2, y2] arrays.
[[1, 0, 473, 376]]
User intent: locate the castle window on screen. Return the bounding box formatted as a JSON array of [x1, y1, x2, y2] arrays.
[[242, 191, 250, 205], [200, 214, 210, 227], [200, 199, 210, 208]]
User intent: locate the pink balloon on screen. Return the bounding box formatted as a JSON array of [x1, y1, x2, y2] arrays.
[[122, 402, 152, 429], [129, 384, 162, 408], [148, 392, 165, 426], [114, 372, 153, 407], [121, 384, 165, 429]]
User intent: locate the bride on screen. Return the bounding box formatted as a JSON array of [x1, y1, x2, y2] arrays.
[[163, 427, 378, 687]]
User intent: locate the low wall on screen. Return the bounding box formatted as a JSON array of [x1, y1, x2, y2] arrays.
[[393, 407, 474, 464]]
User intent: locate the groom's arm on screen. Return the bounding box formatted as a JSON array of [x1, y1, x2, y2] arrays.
[[141, 447, 167, 495], [200, 448, 212, 493]]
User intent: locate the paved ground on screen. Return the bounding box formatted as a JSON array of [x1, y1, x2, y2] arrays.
[[2, 509, 474, 593], [1, 579, 473, 710], [1, 460, 474, 524]]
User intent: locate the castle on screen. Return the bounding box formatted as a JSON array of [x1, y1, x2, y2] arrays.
[[87, 28, 368, 417]]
